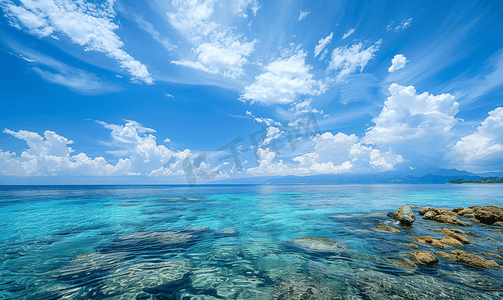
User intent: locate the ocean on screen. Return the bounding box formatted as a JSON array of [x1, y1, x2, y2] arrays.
[[1, 184, 503, 299]]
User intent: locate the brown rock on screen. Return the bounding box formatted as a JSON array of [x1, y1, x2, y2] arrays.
[[403, 243, 419, 248], [423, 211, 438, 220], [451, 229, 466, 234], [447, 232, 469, 244], [419, 207, 438, 216], [375, 225, 400, 233], [431, 228, 452, 234], [449, 250, 501, 269], [441, 236, 464, 247], [433, 214, 472, 226], [457, 208, 474, 216], [452, 207, 464, 213], [487, 229, 502, 233], [410, 251, 439, 266], [466, 232, 479, 237], [395, 260, 416, 267], [414, 236, 445, 249], [436, 251, 450, 258], [477, 252, 503, 259], [493, 221, 503, 227], [474, 206, 503, 225], [492, 247, 503, 253]]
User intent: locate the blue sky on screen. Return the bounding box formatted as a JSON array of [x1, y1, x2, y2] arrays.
[[1, 0, 502, 184]]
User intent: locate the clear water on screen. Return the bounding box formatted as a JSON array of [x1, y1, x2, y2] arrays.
[[1, 184, 503, 299]]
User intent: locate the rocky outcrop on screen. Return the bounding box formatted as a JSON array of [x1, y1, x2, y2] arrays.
[[441, 236, 463, 247], [375, 225, 400, 233], [403, 243, 418, 248], [419, 207, 472, 226], [410, 251, 438, 266], [441, 250, 501, 269], [395, 205, 416, 225], [414, 236, 445, 249], [477, 252, 503, 259]]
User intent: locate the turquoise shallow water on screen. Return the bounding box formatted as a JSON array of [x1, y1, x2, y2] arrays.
[[1, 184, 503, 299]]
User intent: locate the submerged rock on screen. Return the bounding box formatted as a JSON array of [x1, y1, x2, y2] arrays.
[[395, 205, 415, 225], [414, 236, 445, 249], [477, 252, 503, 260], [403, 243, 419, 248], [375, 225, 400, 233], [386, 212, 396, 219], [287, 237, 346, 253], [410, 251, 438, 266]]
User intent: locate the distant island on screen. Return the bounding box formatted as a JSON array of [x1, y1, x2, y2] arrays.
[[449, 177, 503, 184]]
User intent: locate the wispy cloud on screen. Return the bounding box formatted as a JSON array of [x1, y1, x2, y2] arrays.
[[1, 0, 154, 84], [314, 32, 333, 58], [386, 18, 412, 32], [5, 44, 122, 95], [342, 28, 355, 39]]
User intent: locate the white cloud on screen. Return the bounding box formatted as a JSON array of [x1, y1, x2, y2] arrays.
[[386, 18, 412, 33], [246, 111, 281, 126], [7, 44, 121, 94], [240, 48, 328, 105], [167, 0, 256, 78], [0, 129, 130, 176], [298, 10, 309, 21], [165, 93, 175, 98], [245, 132, 404, 176], [288, 98, 322, 115], [327, 40, 381, 82], [232, 0, 260, 18], [319, 48, 328, 60], [446, 107, 503, 171], [1, 0, 153, 84], [342, 28, 355, 40], [314, 32, 333, 58], [364, 83, 460, 164], [388, 54, 408, 72], [132, 13, 176, 51], [0, 121, 198, 178]]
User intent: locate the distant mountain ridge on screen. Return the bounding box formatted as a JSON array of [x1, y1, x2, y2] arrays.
[[215, 167, 498, 185]]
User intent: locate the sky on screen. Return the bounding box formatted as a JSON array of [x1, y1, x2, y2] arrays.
[[0, 0, 503, 185]]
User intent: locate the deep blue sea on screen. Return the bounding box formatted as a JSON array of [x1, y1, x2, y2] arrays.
[[1, 184, 503, 299]]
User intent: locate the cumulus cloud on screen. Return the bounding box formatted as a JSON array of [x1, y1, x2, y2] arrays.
[[364, 83, 460, 164], [232, 0, 260, 18], [386, 18, 412, 33], [327, 40, 381, 82], [342, 28, 355, 40], [245, 132, 404, 176], [240, 48, 327, 105], [314, 32, 333, 58], [0, 121, 200, 178], [446, 107, 503, 171], [388, 54, 408, 72], [1, 0, 153, 84], [298, 10, 309, 21], [168, 0, 256, 78], [0, 129, 130, 176]]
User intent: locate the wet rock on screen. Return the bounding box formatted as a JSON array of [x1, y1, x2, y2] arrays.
[[136, 293, 150, 300], [448, 250, 501, 269], [395, 260, 415, 267], [403, 243, 418, 248], [410, 251, 438, 266], [414, 236, 445, 249], [477, 252, 503, 259], [473, 206, 503, 225], [452, 207, 464, 213], [492, 247, 503, 253], [466, 232, 479, 237], [432, 214, 472, 226], [419, 207, 437, 216], [386, 212, 396, 219], [287, 237, 346, 253], [436, 251, 450, 259], [487, 228, 502, 233], [423, 211, 438, 220], [457, 208, 474, 216], [395, 205, 415, 225], [441, 236, 463, 247], [375, 225, 400, 233]]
